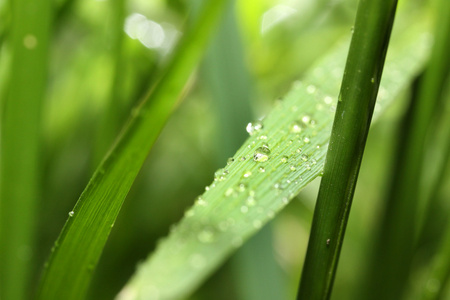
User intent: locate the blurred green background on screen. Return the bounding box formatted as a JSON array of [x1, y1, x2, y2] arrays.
[[1, 0, 448, 299]]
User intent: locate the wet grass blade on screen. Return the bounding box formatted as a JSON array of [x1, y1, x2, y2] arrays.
[[117, 17, 430, 300], [0, 0, 51, 299], [36, 1, 227, 299]]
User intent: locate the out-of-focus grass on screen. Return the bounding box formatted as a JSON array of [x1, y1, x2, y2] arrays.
[[0, 0, 447, 299]]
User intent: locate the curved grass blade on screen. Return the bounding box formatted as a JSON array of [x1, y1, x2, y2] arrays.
[[36, 2, 227, 299], [0, 0, 51, 298], [118, 19, 431, 300], [297, 0, 398, 298]]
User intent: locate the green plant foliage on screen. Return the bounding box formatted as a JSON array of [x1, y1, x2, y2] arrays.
[[118, 21, 431, 300], [36, 1, 227, 299]]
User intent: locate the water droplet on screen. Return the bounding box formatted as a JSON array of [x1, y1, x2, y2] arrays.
[[240, 156, 246, 161], [198, 229, 215, 243], [225, 188, 235, 197], [282, 197, 289, 204], [237, 183, 247, 192], [290, 165, 296, 171], [243, 171, 252, 178], [326, 239, 331, 246], [23, 34, 38, 49], [306, 85, 316, 94], [259, 166, 266, 173], [68, 211, 74, 217], [296, 148, 302, 153], [301, 115, 311, 124], [303, 136, 310, 143], [289, 121, 302, 133], [281, 156, 288, 163], [227, 158, 235, 165], [246, 121, 263, 136], [258, 135, 268, 140], [371, 77, 375, 83], [253, 220, 262, 229], [301, 154, 309, 161], [195, 196, 207, 206], [241, 206, 249, 213], [324, 96, 333, 105], [247, 196, 256, 206], [253, 146, 271, 162]]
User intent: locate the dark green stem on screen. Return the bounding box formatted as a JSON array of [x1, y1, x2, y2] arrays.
[[297, 0, 398, 299]]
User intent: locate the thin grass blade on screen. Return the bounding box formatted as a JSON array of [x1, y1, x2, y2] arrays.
[[36, 2, 227, 299]]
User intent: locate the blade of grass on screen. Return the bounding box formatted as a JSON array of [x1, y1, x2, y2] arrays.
[[297, 0, 398, 299], [118, 16, 430, 300], [360, 0, 449, 298], [36, 2, 227, 299], [0, 0, 51, 299]]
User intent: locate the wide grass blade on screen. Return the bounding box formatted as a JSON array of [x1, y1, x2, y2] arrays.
[[118, 17, 430, 300], [36, 1, 227, 299], [0, 0, 51, 299]]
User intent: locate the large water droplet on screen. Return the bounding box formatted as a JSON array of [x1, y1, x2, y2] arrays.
[[253, 146, 271, 162], [68, 211, 74, 217], [246, 121, 263, 136]]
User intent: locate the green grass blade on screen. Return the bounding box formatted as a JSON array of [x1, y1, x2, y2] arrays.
[[360, 0, 450, 298], [36, 2, 227, 299], [117, 18, 430, 300], [297, 0, 398, 298], [0, 0, 51, 298]]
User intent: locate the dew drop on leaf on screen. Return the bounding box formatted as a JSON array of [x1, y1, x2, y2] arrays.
[[289, 121, 302, 133], [197, 229, 215, 243], [68, 211, 74, 217], [246, 121, 263, 136], [253, 146, 271, 162]]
